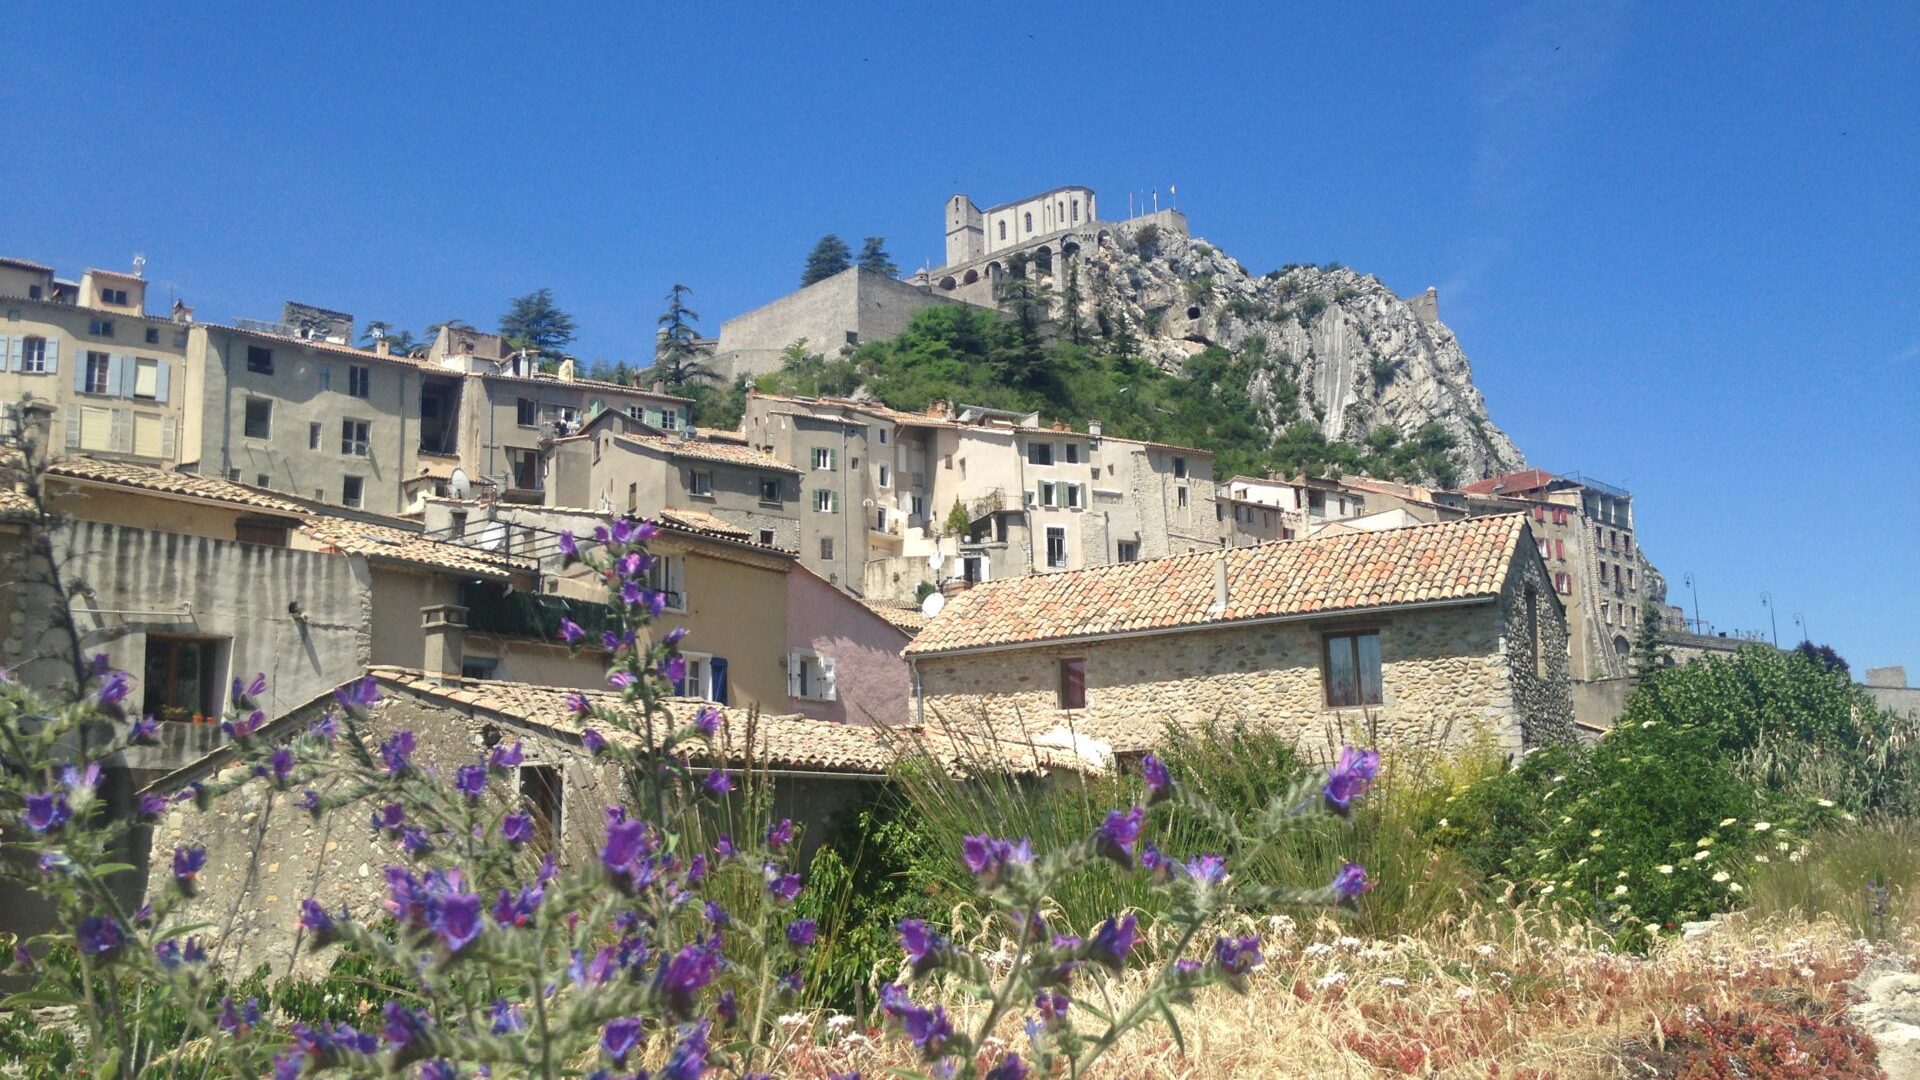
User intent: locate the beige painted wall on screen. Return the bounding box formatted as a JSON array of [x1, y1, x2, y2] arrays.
[[654, 538, 791, 710], [1, 299, 189, 465]]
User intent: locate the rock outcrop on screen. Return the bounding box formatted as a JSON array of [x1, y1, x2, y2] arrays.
[[1063, 222, 1524, 480]]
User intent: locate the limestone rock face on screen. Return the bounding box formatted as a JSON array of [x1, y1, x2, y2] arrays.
[[1067, 224, 1525, 480]]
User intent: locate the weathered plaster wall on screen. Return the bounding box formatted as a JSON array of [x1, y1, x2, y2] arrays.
[[714, 268, 962, 382], [786, 566, 913, 725]]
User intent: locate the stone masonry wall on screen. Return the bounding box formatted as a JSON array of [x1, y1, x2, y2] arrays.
[[1499, 542, 1577, 747], [917, 599, 1535, 761]]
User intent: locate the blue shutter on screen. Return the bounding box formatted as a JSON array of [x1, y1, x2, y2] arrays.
[[709, 658, 729, 705], [43, 336, 58, 375], [0, 336, 12, 372], [108, 354, 130, 397], [73, 351, 89, 393], [153, 359, 170, 403]]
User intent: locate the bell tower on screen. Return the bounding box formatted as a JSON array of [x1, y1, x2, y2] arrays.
[[945, 193, 983, 267]]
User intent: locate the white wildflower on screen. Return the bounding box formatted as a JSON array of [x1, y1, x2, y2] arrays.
[[1336, 936, 1362, 950], [1754, 854, 1770, 863], [1693, 850, 1712, 861], [826, 1014, 855, 1032], [1475, 944, 1497, 957], [1817, 798, 1836, 808], [1719, 817, 1737, 827], [1380, 976, 1408, 988], [1713, 871, 1731, 883], [1455, 986, 1477, 1000], [1304, 942, 1334, 957], [1656, 865, 1675, 875], [1614, 885, 1629, 896], [1316, 971, 1348, 989], [1438, 818, 1450, 828], [1752, 821, 1772, 832], [1728, 882, 1744, 893], [1541, 883, 1557, 896], [778, 1012, 809, 1027]]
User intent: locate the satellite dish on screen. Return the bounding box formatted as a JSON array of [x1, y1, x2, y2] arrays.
[[449, 469, 472, 500], [920, 590, 946, 617], [927, 548, 946, 572]]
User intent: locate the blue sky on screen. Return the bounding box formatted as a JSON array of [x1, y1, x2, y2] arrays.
[[7, 3, 1917, 670]]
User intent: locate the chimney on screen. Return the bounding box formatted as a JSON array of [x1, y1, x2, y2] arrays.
[[1088, 420, 1102, 438], [421, 604, 469, 685], [375, 338, 392, 356], [1209, 551, 1230, 615]]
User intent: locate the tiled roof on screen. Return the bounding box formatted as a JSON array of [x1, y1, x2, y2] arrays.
[[906, 513, 1529, 656], [0, 484, 33, 518], [0, 257, 53, 272], [859, 597, 929, 634], [1461, 469, 1559, 496], [614, 433, 800, 474], [657, 508, 748, 539], [45, 457, 312, 516], [298, 517, 534, 580], [478, 369, 691, 403]]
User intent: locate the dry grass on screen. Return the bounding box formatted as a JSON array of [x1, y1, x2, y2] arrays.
[[764, 908, 1907, 1079]]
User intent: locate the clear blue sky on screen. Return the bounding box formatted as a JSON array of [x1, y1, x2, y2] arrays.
[[7, 3, 1917, 671]]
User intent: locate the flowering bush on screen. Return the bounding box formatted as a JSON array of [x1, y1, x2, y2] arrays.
[[0, 513, 1385, 1079]]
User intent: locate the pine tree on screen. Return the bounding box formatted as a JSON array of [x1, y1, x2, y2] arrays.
[[857, 236, 899, 278], [647, 284, 718, 393], [1632, 605, 1673, 677], [801, 235, 853, 286], [498, 289, 577, 363], [611, 360, 634, 387], [1061, 259, 1085, 344]]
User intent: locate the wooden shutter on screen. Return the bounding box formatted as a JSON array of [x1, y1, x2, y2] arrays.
[[818, 656, 837, 701], [108, 354, 130, 397], [153, 359, 170, 403], [161, 417, 177, 460], [73, 352, 89, 394], [786, 652, 801, 698], [0, 336, 11, 372], [42, 336, 57, 374], [110, 408, 131, 452], [65, 405, 81, 449]]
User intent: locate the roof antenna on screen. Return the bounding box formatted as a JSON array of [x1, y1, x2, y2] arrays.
[[131, 253, 147, 278]]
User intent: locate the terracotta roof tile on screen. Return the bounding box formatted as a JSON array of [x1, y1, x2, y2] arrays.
[[613, 433, 800, 473], [46, 457, 312, 516], [906, 514, 1528, 656], [1460, 468, 1559, 496], [858, 597, 929, 634], [298, 517, 534, 580]]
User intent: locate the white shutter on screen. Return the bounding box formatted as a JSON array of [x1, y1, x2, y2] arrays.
[[8, 336, 21, 372], [819, 656, 837, 701], [73, 352, 88, 394], [65, 405, 81, 449], [110, 408, 131, 452], [42, 336, 58, 375], [786, 653, 801, 698], [161, 417, 177, 460], [0, 336, 12, 372]]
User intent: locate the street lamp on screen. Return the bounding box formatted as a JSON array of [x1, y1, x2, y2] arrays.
[[1760, 591, 1778, 647], [1793, 612, 1811, 646], [1682, 572, 1703, 635]]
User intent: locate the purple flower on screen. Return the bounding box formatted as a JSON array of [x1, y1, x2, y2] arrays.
[[665, 626, 690, 646], [502, 813, 534, 846], [222, 709, 266, 740], [566, 692, 591, 715], [660, 941, 721, 1008], [38, 851, 72, 875], [491, 884, 543, 928], [714, 833, 736, 858], [172, 845, 206, 888], [379, 731, 415, 775], [660, 1020, 710, 1080], [335, 676, 380, 709], [620, 580, 644, 608], [558, 530, 578, 558], [556, 618, 585, 646], [380, 1001, 427, 1048], [267, 747, 296, 783], [611, 518, 637, 546], [582, 728, 606, 754], [602, 819, 648, 873], [455, 764, 487, 800], [1214, 933, 1263, 978], [154, 939, 186, 969], [1090, 913, 1138, 969], [129, 715, 160, 745], [23, 792, 70, 833], [218, 996, 261, 1034], [704, 771, 735, 796], [695, 706, 721, 737], [372, 802, 405, 833], [1095, 805, 1146, 866], [1035, 988, 1070, 1025], [608, 670, 635, 691], [767, 818, 795, 851], [618, 551, 644, 579], [487, 1000, 525, 1035], [766, 871, 803, 903], [1181, 853, 1227, 884], [299, 898, 336, 935], [488, 741, 523, 771], [601, 1017, 642, 1065], [138, 791, 168, 819], [716, 990, 739, 1026], [233, 672, 268, 706], [297, 789, 321, 812], [426, 889, 483, 952], [76, 915, 124, 957], [985, 1054, 1030, 1080], [660, 655, 688, 687], [1331, 861, 1372, 904], [59, 761, 101, 791], [418, 1062, 459, 1080], [1324, 746, 1381, 816], [400, 826, 433, 855], [885, 987, 952, 1058], [961, 835, 1033, 885], [95, 669, 132, 707], [310, 711, 340, 739], [786, 918, 818, 949], [899, 917, 946, 969], [1142, 753, 1171, 803]]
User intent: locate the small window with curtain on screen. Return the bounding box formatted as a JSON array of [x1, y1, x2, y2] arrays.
[[1323, 630, 1383, 707], [1058, 658, 1086, 709]]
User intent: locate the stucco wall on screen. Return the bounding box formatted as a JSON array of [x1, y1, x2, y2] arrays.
[[657, 539, 790, 710], [786, 566, 912, 725], [915, 597, 1557, 758], [0, 298, 189, 466]]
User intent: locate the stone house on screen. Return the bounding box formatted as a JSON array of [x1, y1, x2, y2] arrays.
[[139, 666, 1069, 978], [904, 513, 1575, 758], [784, 563, 920, 725], [543, 411, 801, 550]]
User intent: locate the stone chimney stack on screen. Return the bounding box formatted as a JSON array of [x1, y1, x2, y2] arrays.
[[1209, 551, 1230, 615], [421, 604, 469, 685], [1088, 420, 1102, 438]]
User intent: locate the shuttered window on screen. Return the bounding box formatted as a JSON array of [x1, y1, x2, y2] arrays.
[[78, 406, 114, 451], [132, 414, 165, 458]]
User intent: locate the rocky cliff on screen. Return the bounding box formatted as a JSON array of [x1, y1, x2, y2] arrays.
[[1064, 221, 1524, 480]]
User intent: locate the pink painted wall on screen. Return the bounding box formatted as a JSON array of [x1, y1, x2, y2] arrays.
[[785, 565, 914, 724]]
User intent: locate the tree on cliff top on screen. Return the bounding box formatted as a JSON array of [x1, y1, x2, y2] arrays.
[[647, 283, 718, 394], [857, 236, 900, 278], [801, 234, 853, 286], [498, 288, 576, 364]]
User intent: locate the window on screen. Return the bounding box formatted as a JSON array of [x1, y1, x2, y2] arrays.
[[812, 489, 838, 513], [878, 428, 889, 445], [1117, 540, 1139, 562], [1601, 601, 1611, 624], [90, 319, 115, 337], [812, 447, 835, 470], [998, 221, 1007, 240], [659, 407, 679, 432], [348, 364, 370, 398], [1028, 442, 1054, 466], [144, 327, 159, 344], [759, 476, 781, 503], [1045, 526, 1067, 569], [255, 473, 269, 488], [84, 351, 111, 394], [819, 537, 834, 560], [645, 555, 686, 611], [20, 336, 47, 373], [1040, 481, 1058, 507], [246, 345, 273, 374], [849, 456, 859, 471], [1177, 486, 1189, 508], [759, 529, 775, 546], [316, 364, 332, 392], [341, 476, 365, 508], [1024, 212, 1033, 233], [1072, 198, 1081, 222], [101, 287, 128, 306], [341, 419, 370, 456], [878, 464, 890, 487], [689, 470, 712, 496], [141, 635, 228, 723], [789, 651, 837, 701], [507, 448, 540, 491], [910, 494, 925, 519], [1324, 630, 1383, 708], [1555, 539, 1565, 560], [1173, 456, 1189, 479], [462, 657, 499, 681], [517, 765, 563, 855], [1065, 442, 1081, 464], [1626, 568, 1636, 590], [1057, 658, 1086, 709], [627, 483, 638, 514], [675, 653, 726, 702], [1065, 483, 1083, 509], [874, 508, 887, 532], [309, 422, 322, 449], [243, 398, 272, 439], [517, 398, 538, 427]]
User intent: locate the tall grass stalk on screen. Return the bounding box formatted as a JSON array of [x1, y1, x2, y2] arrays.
[[1743, 817, 1920, 939]]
